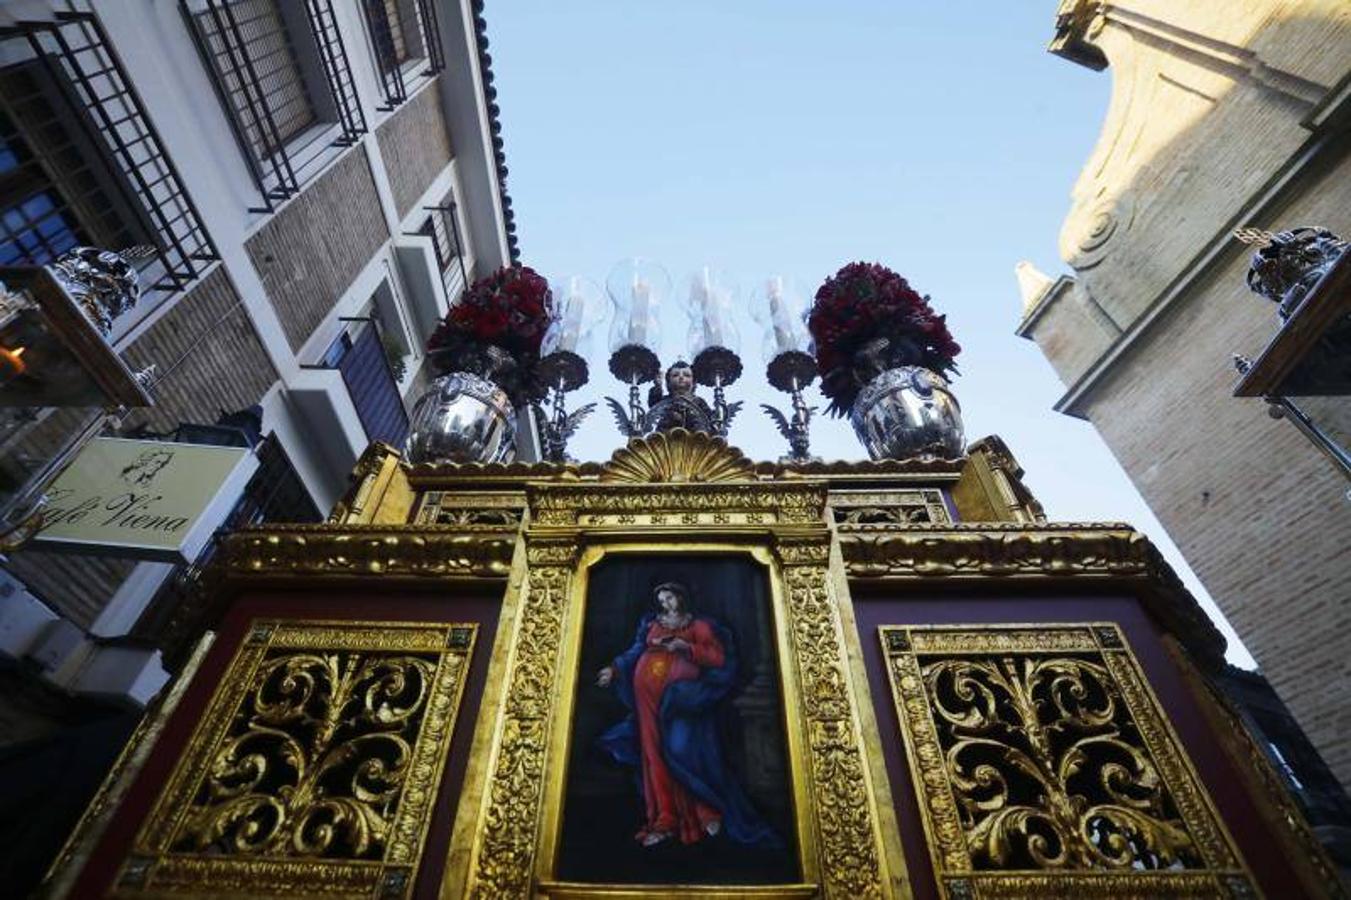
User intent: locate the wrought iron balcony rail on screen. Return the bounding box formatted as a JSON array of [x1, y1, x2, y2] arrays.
[[361, 0, 445, 111], [0, 13, 217, 304], [182, 0, 366, 211]]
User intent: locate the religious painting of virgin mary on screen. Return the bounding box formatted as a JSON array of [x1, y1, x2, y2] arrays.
[[557, 555, 799, 886]]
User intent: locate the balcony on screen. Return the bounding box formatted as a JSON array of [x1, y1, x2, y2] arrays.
[[394, 190, 469, 343], [0, 13, 218, 310], [292, 317, 409, 491]]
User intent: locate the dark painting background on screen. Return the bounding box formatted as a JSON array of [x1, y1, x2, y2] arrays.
[[556, 554, 800, 885]]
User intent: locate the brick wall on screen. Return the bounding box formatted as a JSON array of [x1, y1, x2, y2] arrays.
[[1081, 152, 1351, 787], [122, 266, 278, 433], [1028, 1, 1351, 787], [246, 148, 389, 352], [376, 78, 453, 220]]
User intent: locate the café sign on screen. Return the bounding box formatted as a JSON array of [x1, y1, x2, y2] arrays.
[[35, 437, 259, 562]]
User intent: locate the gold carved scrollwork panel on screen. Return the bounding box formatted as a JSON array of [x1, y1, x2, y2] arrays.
[[880, 624, 1257, 900], [116, 620, 478, 900]]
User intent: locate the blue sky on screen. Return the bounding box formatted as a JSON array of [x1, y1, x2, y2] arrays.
[[487, 2, 1256, 668]]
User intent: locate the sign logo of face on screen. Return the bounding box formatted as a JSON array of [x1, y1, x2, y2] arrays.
[[118, 449, 174, 488]]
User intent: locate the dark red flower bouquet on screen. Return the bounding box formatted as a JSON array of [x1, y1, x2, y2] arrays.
[[808, 262, 960, 416], [427, 264, 552, 402]]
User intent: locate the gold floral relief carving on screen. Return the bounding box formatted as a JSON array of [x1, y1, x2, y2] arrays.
[[415, 491, 525, 527], [880, 623, 1255, 899], [829, 488, 951, 527], [527, 483, 826, 527], [781, 559, 885, 897], [117, 620, 477, 900], [468, 560, 573, 897]]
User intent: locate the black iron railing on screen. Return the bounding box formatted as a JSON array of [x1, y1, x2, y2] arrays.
[[182, 0, 366, 210], [361, 0, 444, 110], [415, 0, 444, 73], [420, 201, 468, 300], [0, 13, 217, 301], [305, 0, 367, 145]]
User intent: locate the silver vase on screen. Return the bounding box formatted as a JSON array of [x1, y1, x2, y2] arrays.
[[849, 366, 964, 460], [404, 372, 517, 464]]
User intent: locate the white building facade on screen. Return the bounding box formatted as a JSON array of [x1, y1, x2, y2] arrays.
[[0, 0, 521, 735]]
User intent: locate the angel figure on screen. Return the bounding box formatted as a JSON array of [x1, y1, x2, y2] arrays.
[[533, 400, 596, 463], [606, 361, 741, 437]]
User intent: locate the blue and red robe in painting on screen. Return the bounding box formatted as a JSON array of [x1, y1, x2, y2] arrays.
[[597, 613, 781, 848]]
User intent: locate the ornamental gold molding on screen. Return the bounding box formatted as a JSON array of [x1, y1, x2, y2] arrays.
[[779, 556, 885, 897], [117, 620, 477, 900], [880, 624, 1255, 899], [414, 491, 524, 526], [528, 481, 826, 528], [840, 523, 1227, 665], [828, 488, 951, 526], [219, 525, 517, 580], [599, 429, 757, 483], [468, 546, 575, 897], [453, 476, 893, 898]]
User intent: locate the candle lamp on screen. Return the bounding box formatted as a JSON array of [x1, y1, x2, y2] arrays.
[[0, 345, 26, 386], [685, 267, 743, 437], [535, 276, 603, 462], [752, 276, 819, 462], [603, 258, 669, 437]]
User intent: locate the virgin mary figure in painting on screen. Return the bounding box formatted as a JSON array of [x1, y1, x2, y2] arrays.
[[595, 581, 780, 849]]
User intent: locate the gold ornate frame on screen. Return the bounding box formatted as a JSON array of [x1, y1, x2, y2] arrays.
[[879, 623, 1256, 899], [115, 619, 478, 900], [443, 454, 900, 898]]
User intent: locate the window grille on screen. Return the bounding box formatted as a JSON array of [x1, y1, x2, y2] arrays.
[[419, 199, 467, 300], [0, 13, 217, 303], [183, 0, 366, 210], [361, 0, 444, 110]]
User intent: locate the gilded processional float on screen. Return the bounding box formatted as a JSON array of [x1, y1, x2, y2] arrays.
[[33, 258, 1346, 899]]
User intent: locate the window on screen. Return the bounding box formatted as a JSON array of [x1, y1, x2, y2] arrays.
[[194, 1, 318, 161], [419, 195, 466, 300], [312, 316, 409, 447], [0, 14, 216, 306], [360, 0, 444, 109], [183, 0, 366, 208]]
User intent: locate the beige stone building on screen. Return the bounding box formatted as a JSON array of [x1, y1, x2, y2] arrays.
[[1017, 0, 1351, 786]]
